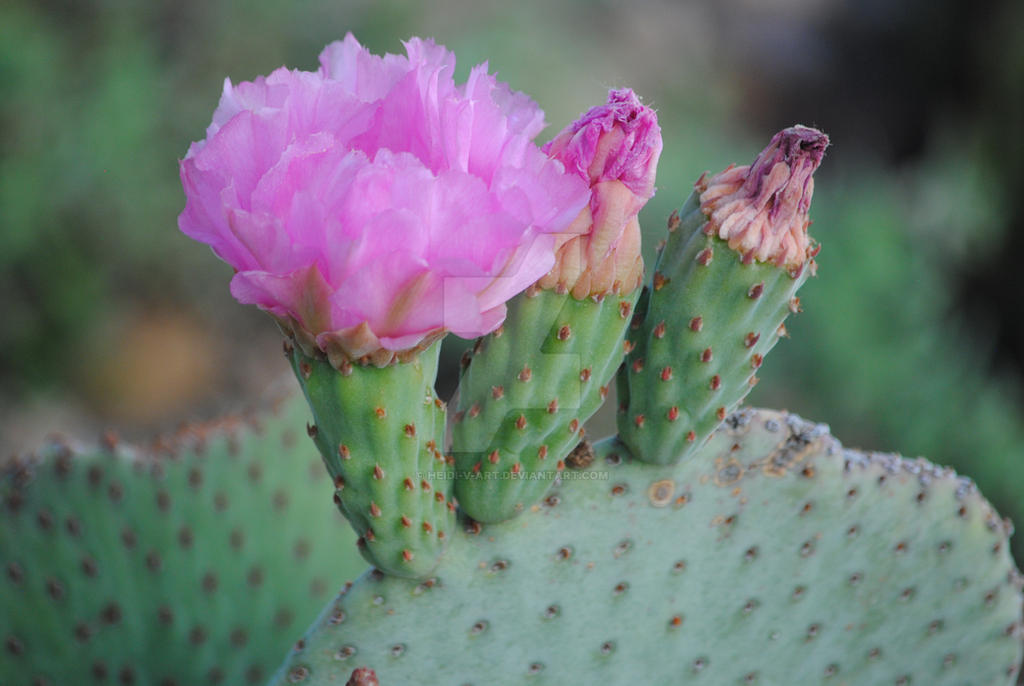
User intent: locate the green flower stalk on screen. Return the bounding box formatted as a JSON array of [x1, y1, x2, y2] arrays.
[[452, 89, 662, 523], [287, 341, 452, 578], [618, 125, 828, 465]]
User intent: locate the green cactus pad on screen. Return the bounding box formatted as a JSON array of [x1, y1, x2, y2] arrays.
[[618, 192, 810, 465], [289, 343, 454, 578], [0, 393, 368, 686], [451, 288, 638, 523], [270, 408, 1022, 685]]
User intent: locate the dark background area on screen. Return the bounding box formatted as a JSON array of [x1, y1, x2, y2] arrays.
[[2, 0, 1022, 560]]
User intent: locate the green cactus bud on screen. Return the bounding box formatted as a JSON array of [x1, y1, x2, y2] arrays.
[[619, 126, 828, 465], [288, 342, 454, 579], [269, 408, 1022, 685], [0, 394, 367, 686]]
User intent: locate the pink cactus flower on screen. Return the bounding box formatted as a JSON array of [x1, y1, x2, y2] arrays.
[[539, 89, 662, 298], [179, 35, 589, 366]]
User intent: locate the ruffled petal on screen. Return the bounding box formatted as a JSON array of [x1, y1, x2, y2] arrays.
[[179, 35, 617, 362]]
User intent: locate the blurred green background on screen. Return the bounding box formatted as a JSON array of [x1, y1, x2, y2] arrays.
[[2, 0, 1022, 561]]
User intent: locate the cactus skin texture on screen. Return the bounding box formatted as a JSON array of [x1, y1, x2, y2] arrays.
[[617, 191, 810, 465], [289, 342, 455, 578], [451, 286, 638, 523], [0, 394, 367, 686], [270, 408, 1022, 685]]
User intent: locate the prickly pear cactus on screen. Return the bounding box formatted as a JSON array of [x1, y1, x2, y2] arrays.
[[270, 409, 1023, 685], [79, 36, 1021, 684], [0, 395, 367, 686]]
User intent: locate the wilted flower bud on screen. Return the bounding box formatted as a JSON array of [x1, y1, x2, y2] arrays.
[[539, 89, 662, 298], [178, 35, 589, 368], [698, 125, 829, 271]]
